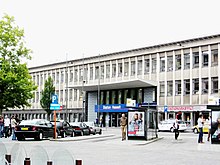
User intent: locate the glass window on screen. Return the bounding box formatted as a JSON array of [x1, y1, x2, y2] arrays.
[[37, 75, 39, 85], [137, 89, 142, 103], [106, 91, 110, 104], [160, 57, 165, 72], [167, 56, 173, 72], [89, 67, 93, 80], [100, 91, 104, 104], [61, 71, 64, 83], [211, 49, 218, 66], [144, 58, 150, 74], [193, 52, 199, 68], [202, 51, 209, 67], [184, 79, 190, 95], [202, 78, 208, 94], [95, 66, 99, 79], [106, 65, 110, 78], [118, 63, 122, 77], [65, 71, 68, 83], [130, 89, 136, 100], [56, 72, 60, 84], [124, 89, 129, 103], [131, 61, 136, 76], [152, 58, 157, 73], [175, 54, 181, 70], [137, 60, 142, 75], [69, 89, 73, 100], [74, 69, 78, 82], [193, 78, 199, 94], [118, 90, 122, 104], [175, 80, 181, 95], [79, 68, 83, 81], [111, 91, 116, 104], [74, 89, 77, 101], [84, 67, 88, 82], [211, 77, 218, 93], [167, 81, 173, 96], [124, 62, 129, 76], [60, 90, 63, 101], [70, 69, 73, 82], [112, 64, 116, 78], [40, 74, 43, 85], [100, 65, 104, 79], [160, 81, 165, 96], [184, 53, 190, 69]]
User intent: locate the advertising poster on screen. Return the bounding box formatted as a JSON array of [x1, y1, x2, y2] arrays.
[[211, 110, 220, 144], [128, 111, 145, 136]]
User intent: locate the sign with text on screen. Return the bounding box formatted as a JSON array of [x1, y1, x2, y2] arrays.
[[95, 104, 128, 112]]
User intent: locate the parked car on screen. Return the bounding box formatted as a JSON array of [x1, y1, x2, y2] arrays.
[[69, 122, 90, 136], [15, 119, 54, 141], [158, 120, 187, 132], [192, 121, 209, 134], [84, 122, 102, 135], [50, 120, 74, 138]]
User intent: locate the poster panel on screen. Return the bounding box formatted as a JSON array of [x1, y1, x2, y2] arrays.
[[211, 110, 220, 144], [128, 111, 145, 136]]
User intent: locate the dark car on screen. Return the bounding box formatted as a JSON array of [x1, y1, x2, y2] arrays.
[[69, 122, 90, 136], [50, 120, 74, 138], [15, 119, 54, 141]]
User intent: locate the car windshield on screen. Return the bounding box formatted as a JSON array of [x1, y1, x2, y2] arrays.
[[51, 121, 62, 127]]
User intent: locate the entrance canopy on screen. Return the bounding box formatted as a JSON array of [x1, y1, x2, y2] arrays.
[[69, 79, 157, 91]]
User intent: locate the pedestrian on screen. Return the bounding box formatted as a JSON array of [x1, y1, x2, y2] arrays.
[[0, 115, 4, 138], [11, 115, 18, 140], [197, 114, 204, 143], [207, 116, 211, 142], [173, 119, 179, 140], [120, 113, 127, 141], [4, 115, 11, 138]]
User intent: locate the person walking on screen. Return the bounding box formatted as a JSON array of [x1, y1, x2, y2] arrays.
[[207, 116, 211, 142], [4, 115, 11, 138], [198, 114, 204, 143], [173, 119, 179, 140], [0, 115, 4, 138], [120, 113, 127, 141], [11, 115, 17, 140]]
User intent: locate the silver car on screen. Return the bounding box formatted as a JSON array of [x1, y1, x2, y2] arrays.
[[84, 122, 102, 135]]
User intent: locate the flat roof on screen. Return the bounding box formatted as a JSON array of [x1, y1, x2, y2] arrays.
[[69, 79, 157, 91]]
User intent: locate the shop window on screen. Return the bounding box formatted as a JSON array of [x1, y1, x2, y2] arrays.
[[202, 78, 208, 94], [175, 54, 181, 70], [118, 63, 122, 77], [111, 91, 116, 104], [167, 56, 173, 72], [160, 57, 165, 72], [152, 58, 157, 73], [118, 90, 122, 104], [167, 81, 173, 96], [144, 58, 150, 74], [100, 91, 104, 104], [175, 80, 181, 95], [211, 49, 218, 66], [211, 77, 218, 93], [184, 79, 190, 95], [192, 78, 199, 94], [202, 51, 209, 67], [193, 52, 199, 68], [124, 62, 129, 76], [112, 64, 116, 78], [106, 65, 110, 78], [106, 91, 110, 104], [130, 89, 136, 100], [124, 89, 129, 103], [137, 60, 142, 75], [184, 53, 190, 69], [137, 89, 143, 103], [160, 81, 165, 96], [131, 61, 136, 76]]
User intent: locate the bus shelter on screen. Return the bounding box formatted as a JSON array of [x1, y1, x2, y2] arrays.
[[127, 106, 158, 141]]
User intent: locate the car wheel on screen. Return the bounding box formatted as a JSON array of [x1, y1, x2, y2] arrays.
[[99, 129, 102, 135], [170, 127, 174, 132], [81, 131, 84, 136], [62, 132, 66, 138], [194, 128, 198, 134]]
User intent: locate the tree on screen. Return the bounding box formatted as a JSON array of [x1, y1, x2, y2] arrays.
[[0, 14, 37, 114], [40, 76, 55, 120]]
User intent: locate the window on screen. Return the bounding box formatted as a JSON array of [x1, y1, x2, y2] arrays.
[[100, 65, 104, 79], [112, 64, 116, 78], [70, 69, 73, 82], [52, 72, 55, 83], [202, 51, 209, 67], [40, 74, 43, 85], [106, 91, 110, 104], [175, 54, 181, 70], [61, 71, 64, 83], [65, 71, 68, 83], [56, 72, 59, 84], [124, 62, 129, 76], [193, 52, 199, 68], [74, 89, 77, 101], [152, 58, 156, 73], [202, 78, 208, 94], [211, 49, 218, 66], [167, 56, 173, 71], [79, 68, 83, 81], [95, 66, 99, 79], [137, 60, 142, 75], [106, 65, 110, 78], [175, 80, 181, 95], [193, 78, 199, 94], [74, 69, 78, 82], [118, 63, 122, 77], [184, 53, 190, 69], [111, 91, 116, 104], [84, 67, 88, 82], [89, 67, 93, 80], [60, 90, 63, 101], [184, 79, 190, 95], [69, 89, 73, 100], [144, 58, 150, 74], [160, 81, 165, 97], [100, 91, 104, 104], [131, 61, 136, 76], [211, 77, 218, 93], [118, 90, 122, 104], [167, 81, 173, 96], [137, 89, 143, 103], [160, 57, 165, 72], [124, 89, 128, 103]]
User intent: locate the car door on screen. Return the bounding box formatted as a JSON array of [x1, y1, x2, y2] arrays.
[[45, 120, 54, 137], [81, 123, 89, 135], [64, 121, 73, 135]]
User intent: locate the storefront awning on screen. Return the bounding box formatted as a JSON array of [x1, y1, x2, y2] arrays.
[[68, 79, 157, 92]]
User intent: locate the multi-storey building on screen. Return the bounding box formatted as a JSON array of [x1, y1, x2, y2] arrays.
[[3, 34, 220, 127]]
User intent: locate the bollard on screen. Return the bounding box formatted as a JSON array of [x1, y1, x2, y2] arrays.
[[5, 154, 11, 165], [75, 159, 82, 165], [47, 161, 53, 165], [24, 158, 31, 165]]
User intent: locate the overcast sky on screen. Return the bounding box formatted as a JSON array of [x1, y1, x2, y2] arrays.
[[1, 0, 220, 67]]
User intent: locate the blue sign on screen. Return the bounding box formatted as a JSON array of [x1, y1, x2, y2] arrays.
[[50, 94, 60, 110], [52, 94, 58, 104], [95, 104, 128, 112], [164, 105, 168, 113]]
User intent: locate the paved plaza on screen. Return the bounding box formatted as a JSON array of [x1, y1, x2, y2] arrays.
[[1, 128, 220, 165]]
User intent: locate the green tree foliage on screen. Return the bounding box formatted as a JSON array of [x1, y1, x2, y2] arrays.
[[40, 76, 55, 119], [0, 14, 37, 114]]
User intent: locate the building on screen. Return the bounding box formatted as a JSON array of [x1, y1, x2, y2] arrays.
[[3, 34, 220, 126]]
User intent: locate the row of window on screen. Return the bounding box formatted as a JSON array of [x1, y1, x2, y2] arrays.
[[31, 45, 219, 86], [160, 77, 218, 96]]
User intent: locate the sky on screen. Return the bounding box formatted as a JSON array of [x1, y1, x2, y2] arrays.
[[1, 0, 220, 67]]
